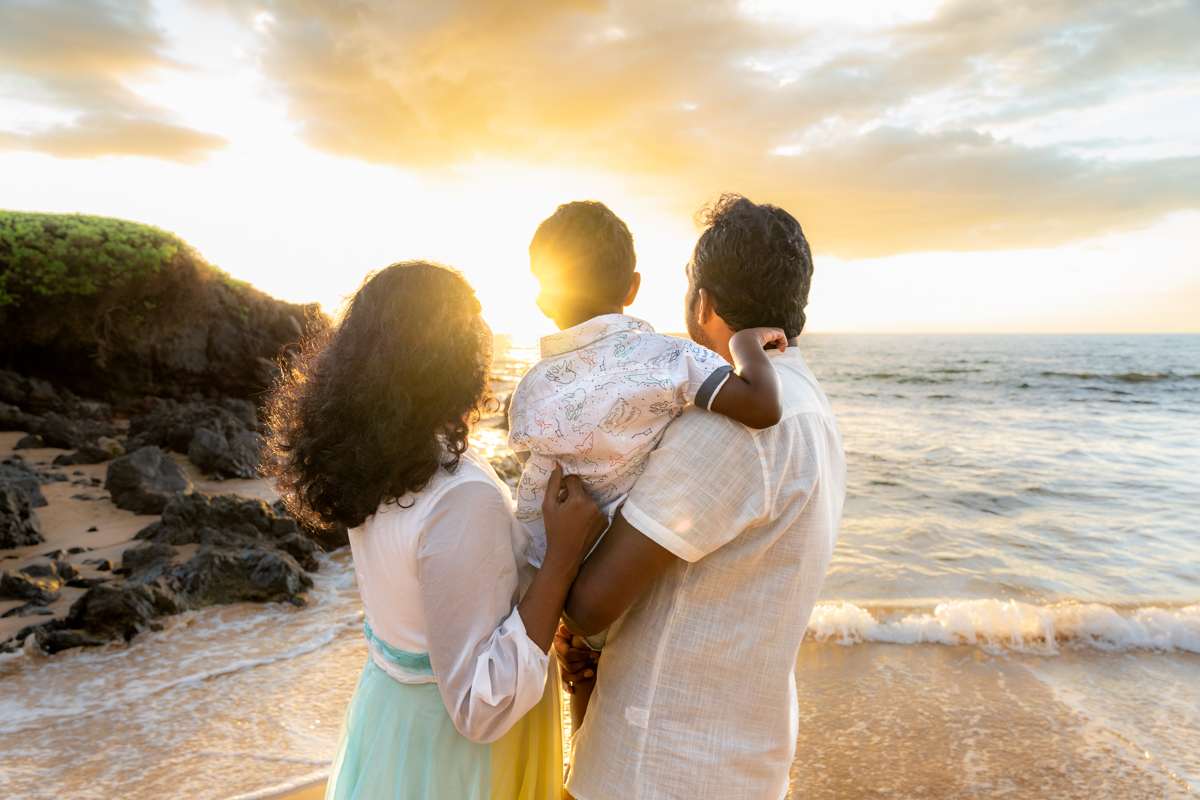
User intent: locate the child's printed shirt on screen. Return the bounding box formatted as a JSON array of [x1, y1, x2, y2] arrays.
[[507, 314, 732, 567]]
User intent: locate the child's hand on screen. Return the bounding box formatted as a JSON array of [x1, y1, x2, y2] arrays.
[[732, 326, 787, 352], [554, 623, 600, 693]]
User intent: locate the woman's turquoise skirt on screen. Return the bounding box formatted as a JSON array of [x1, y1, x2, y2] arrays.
[[324, 654, 563, 800]]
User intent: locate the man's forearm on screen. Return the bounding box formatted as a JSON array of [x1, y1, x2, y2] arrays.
[[563, 510, 680, 636]]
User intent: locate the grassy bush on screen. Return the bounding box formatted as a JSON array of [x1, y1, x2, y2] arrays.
[[0, 211, 184, 308]]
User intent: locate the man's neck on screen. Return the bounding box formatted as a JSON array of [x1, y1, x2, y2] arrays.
[[555, 304, 626, 331]]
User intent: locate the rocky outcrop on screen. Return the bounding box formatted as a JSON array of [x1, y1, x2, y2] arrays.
[[0, 483, 42, 549], [4, 493, 320, 652], [104, 446, 193, 514], [0, 459, 48, 507], [0, 212, 325, 406]]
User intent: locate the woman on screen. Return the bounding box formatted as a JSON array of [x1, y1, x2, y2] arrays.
[[264, 261, 607, 799]]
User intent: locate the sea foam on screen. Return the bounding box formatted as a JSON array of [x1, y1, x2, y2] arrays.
[[807, 600, 1200, 654]]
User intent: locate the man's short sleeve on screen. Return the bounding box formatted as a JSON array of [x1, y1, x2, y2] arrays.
[[621, 406, 765, 562]]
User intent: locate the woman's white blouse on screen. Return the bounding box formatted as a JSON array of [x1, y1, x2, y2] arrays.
[[348, 447, 549, 744]]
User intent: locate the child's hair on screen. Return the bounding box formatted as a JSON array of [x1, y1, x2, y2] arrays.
[[529, 200, 636, 305]]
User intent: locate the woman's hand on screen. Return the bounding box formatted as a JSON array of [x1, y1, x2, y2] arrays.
[[517, 462, 608, 653], [541, 461, 608, 572]]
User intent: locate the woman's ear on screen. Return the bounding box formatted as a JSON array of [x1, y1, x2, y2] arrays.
[[623, 272, 642, 307]]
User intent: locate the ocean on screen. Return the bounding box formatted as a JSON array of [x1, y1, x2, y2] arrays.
[[1, 334, 1197, 799]]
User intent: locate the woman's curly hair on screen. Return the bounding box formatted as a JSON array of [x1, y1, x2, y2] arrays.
[[262, 261, 494, 531]]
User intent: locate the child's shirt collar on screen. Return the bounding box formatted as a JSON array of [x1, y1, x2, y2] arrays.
[[539, 313, 657, 359]]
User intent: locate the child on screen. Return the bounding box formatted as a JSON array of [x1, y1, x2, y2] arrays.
[[508, 201, 786, 631]]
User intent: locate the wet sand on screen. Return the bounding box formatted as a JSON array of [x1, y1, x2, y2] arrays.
[[791, 641, 1198, 798]]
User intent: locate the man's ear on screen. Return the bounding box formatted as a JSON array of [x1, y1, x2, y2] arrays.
[[623, 271, 642, 307], [696, 287, 715, 325]]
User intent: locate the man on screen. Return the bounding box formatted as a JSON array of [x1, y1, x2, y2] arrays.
[[558, 194, 847, 800]]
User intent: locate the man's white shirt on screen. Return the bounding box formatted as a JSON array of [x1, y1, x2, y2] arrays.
[[566, 347, 846, 800]]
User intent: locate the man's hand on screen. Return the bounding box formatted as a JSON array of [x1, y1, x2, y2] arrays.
[[554, 623, 600, 694]]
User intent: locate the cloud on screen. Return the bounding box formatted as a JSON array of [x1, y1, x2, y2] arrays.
[[211, 0, 1200, 256], [0, 0, 226, 164]]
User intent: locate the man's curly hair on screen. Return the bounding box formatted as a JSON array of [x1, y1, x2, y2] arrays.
[[262, 261, 494, 531], [690, 193, 813, 339]]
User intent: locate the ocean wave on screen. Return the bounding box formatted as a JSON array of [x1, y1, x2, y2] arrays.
[[1039, 370, 1193, 383], [807, 599, 1200, 654], [222, 770, 330, 800]]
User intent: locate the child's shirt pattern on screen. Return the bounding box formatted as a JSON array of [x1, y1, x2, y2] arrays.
[[507, 314, 730, 567]]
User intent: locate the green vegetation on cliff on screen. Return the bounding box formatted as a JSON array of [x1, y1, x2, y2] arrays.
[[0, 209, 320, 404], [0, 211, 188, 308]]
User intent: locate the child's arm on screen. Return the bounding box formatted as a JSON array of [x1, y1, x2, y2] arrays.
[[707, 327, 787, 429]]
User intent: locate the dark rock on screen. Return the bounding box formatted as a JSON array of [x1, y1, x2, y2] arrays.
[[0, 371, 61, 415], [32, 627, 109, 654], [67, 546, 86, 554], [104, 446, 193, 514], [274, 533, 319, 571], [51, 561, 81, 581], [1, 602, 56, 618], [0, 402, 42, 434], [174, 546, 312, 606], [272, 499, 349, 551], [212, 432, 263, 479], [161, 492, 273, 537], [14, 434, 44, 449], [219, 398, 258, 430], [0, 484, 43, 549], [65, 580, 184, 641], [14, 617, 62, 643], [43, 549, 68, 560], [21, 563, 57, 579], [187, 427, 228, 473], [94, 559, 113, 572], [53, 395, 114, 424], [87, 526, 98, 532], [0, 461, 48, 507], [52, 445, 110, 466], [66, 577, 110, 589], [129, 400, 248, 455], [133, 520, 167, 541], [0, 570, 59, 603], [39, 411, 116, 450], [121, 542, 179, 580]]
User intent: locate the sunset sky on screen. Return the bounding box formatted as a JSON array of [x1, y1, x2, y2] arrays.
[[1, 0, 1197, 336]]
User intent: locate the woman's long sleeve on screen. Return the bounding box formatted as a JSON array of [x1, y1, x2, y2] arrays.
[[417, 480, 550, 744]]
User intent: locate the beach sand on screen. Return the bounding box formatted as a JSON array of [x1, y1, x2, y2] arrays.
[[263, 642, 1198, 800]]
